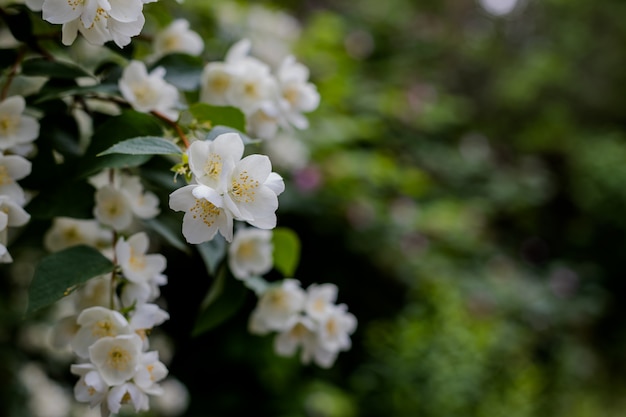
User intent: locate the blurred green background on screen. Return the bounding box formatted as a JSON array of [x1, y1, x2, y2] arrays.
[[5, 0, 626, 416]]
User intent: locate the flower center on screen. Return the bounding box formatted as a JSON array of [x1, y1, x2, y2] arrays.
[[106, 346, 131, 371], [230, 171, 259, 203], [132, 83, 159, 107], [203, 154, 222, 180], [237, 240, 256, 260], [0, 165, 12, 186], [92, 320, 115, 337], [128, 247, 146, 271], [190, 198, 221, 227], [325, 317, 338, 337], [210, 72, 230, 94], [0, 116, 17, 136], [283, 86, 300, 107]]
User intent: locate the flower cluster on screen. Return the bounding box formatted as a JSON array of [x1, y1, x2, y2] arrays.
[[150, 18, 204, 61], [169, 132, 284, 244], [200, 39, 320, 140], [118, 60, 181, 120], [90, 170, 160, 232], [27, 0, 158, 48], [50, 228, 170, 416], [249, 280, 357, 368], [0, 1, 359, 413], [0, 95, 39, 262], [45, 165, 169, 416]]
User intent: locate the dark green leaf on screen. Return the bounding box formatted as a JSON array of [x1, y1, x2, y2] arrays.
[[98, 136, 183, 156], [40, 113, 82, 159], [192, 267, 247, 336], [272, 227, 301, 277], [152, 53, 204, 91], [77, 110, 163, 178], [21, 58, 94, 79], [196, 234, 227, 276], [26, 245, 114, 315], [35, 83, 118, 103]]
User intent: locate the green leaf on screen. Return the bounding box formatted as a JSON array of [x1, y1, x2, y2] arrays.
[[196, 234, 227, 276], [272, 227, 301, 277], [151, 53, 204, 91], [184, 103, 246, 132], [21, 58, 94, 79], [77, 110, 162, 178], [192, 266, 247, 336], [98, 136, 183, 156], [26, 245, 114, 315], [35, 83, 118, 103]]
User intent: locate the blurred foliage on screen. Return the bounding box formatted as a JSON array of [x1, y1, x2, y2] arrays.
[[4, 0, 626, 416]]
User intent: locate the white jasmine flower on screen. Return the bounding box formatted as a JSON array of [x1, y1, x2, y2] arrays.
[[304, 283, 338, 321], [71, 306, 132, 359], [0, 194, 31, 226], [70, 363, 108, 408], [118, 60, 180, 120], [93, 185, 134, 231], [169, 184, 234, 243], [0, 96, 39, 151], [226, 64, 277, 115], [276, 55, 320, 130], [134, 351, 168, 395], [115, 232, 166, 284], [89, 333, 143, 386], [185, 133, 284, 230], [106, 382, 149, 414], [119, 174, 161, 219], [273, 314, 316, 358], [129, 303, 170, 348], [222, 153, 284, 229], [302, 343, 340, 369], [188, 132, 243, 189], [199, 62, 237, 106], [315, 303, 357, 354], [199, 39, 274, 110], [152, 19, 204, 59], [43, 217, 108, 252], [246, 103, 282, 140], [249, 279, 305, 334], [228, 227, 273, 280], [0, 153, 31, 204], [0, 196, 30, 263], [121, 273, 166, 306], [42, 0, 147, 48]]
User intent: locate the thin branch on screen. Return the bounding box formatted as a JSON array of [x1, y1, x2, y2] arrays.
[[1, 46, 25, 101], [151, 110, 190, 149]]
